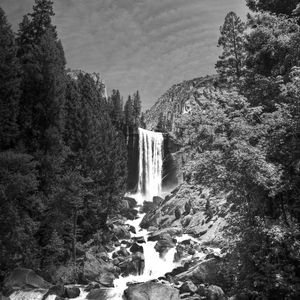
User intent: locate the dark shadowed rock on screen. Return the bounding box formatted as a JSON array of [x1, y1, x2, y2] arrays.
[[124, 282, 180, 300], [64, 286, 80, 298], [3, 268, 51, 296], [0, 293, 11, 300], [83, 251, 116, 284], [206, 285, 226, 300], [132, 236, 146, 244], [86, 288, 109, 299], [130, 243, 144, 253], [179, 281, 197, 294], [175, 258, 221, 285], [123, 197, 137, 208]]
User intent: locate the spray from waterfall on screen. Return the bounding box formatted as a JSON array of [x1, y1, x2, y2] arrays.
[[137, 128, 164, 201]]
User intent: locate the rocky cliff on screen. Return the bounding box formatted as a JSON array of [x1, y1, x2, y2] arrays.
[[144, 74, 225, 133]]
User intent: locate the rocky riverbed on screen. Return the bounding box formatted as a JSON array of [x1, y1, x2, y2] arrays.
[[1, 186, 247, 300]]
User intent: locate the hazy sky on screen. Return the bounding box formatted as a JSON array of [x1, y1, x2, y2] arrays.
[[2, 0, 248, 109]]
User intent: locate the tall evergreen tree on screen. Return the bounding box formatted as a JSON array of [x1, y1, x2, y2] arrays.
[[133, 90, 141, 126], [124, 95, 134, 127], [216, 12, 246, 84], [110, 89, 123, 127], [0, 7, 21, 150], [17, 0, 66, 154]]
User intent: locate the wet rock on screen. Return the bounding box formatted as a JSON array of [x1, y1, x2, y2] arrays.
[[142, 201, 157, 213], [175, 207, 181, 219], [148, 228, 182, 241], [132, 236, 146, 244], [131, 252, 145, 275], [124, 281, 180, 300], [154, 234, 176, 255], [153, 196, 164, 205], [64, 286, 80, 298], [206, 285, 226, 300], [3, 268, 51, 296], [123, 197, 138, 208], [83, 251, 116, 284], [97, 272, 115, 287], [84, 283, 101, 292], [44, 284, 65, 298], [179, 281, 197, 294], [196, 284, 206, 297], [175, 258, 222, 285], [113, 224, 131, 239], [51, 265, 78, 284], [128, 225, 136, 234], [113, 247, 131, 258], [130, 243, 144, 253], [86, 288, 109, 299]]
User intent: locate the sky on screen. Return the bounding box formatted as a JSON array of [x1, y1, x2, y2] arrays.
[[1, 0, 248, 110]]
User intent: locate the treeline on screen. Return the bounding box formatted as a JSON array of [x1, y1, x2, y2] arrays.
[[176, 0, 300, 298], [0, 0, 142, 278]]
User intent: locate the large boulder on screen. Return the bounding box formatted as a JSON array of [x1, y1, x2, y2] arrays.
[[124, 282, 180, 300], [149, 233, 176, 255], [0, 293, 10, 300], [83, 251, 116, 284], [206, 285, 226, 300], [3, 268, 51, 296], [86, 288, 110, 299], [148, 228, 182, 241], [175, 258, 222, 285], [64, 286, 80, 298], [179, 281, 197, 294]]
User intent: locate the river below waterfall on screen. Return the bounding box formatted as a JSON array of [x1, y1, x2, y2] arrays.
[[9, 203, 191, 300]]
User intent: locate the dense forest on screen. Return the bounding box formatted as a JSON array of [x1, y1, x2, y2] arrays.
[[0, 0, 143, 282], [174, 0, 300, 298]]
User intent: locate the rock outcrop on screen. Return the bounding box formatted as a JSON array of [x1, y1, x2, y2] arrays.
[[3, 268, 51, 296], [124, 282, 180, 300]]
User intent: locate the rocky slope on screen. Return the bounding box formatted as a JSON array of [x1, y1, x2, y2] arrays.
[[144, 75, 225, 133]]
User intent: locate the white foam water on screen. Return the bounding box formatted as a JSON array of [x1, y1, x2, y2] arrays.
[[137, 128, 164, 203]]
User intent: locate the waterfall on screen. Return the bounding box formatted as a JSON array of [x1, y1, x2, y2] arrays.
[[137, 128, 164, 201]]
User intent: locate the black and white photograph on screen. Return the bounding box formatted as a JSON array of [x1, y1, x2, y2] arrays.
[[0, 0, 299, 299]]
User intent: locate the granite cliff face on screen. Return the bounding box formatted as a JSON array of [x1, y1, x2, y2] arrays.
[[144, 75, 224, 133], [145, 74, 227, 186]]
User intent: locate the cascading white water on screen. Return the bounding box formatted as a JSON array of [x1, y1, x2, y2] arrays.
[[137, 128, 164, 202]]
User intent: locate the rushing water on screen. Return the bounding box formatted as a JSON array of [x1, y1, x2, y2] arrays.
[[137, 128, 164, 203]]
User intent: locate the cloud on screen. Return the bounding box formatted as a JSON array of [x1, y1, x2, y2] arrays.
[[1, 0, 248, 109]]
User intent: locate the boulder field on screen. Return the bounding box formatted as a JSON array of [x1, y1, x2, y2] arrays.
[[0, 187, 245, 300]]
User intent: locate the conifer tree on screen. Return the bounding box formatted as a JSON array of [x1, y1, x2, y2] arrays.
[[216, 12, 246, 84], [110, 89, 123, 127], [124, 95, 134, 127], [0, 7, 21, 150], [133, 90, 141, 126], [17, 0, 66, 154]]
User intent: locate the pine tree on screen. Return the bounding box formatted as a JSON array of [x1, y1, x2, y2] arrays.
[[17, 0, 66, 154], [133, 90, 141, 126], [0, 7, 21, 150], [124, 95, 134, 127], [29, 0, 56, 40], [110, 89, 123, 127], [216, 12, 246, 84]]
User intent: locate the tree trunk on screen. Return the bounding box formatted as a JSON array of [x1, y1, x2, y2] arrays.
[[72, 208, 77, 266]]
